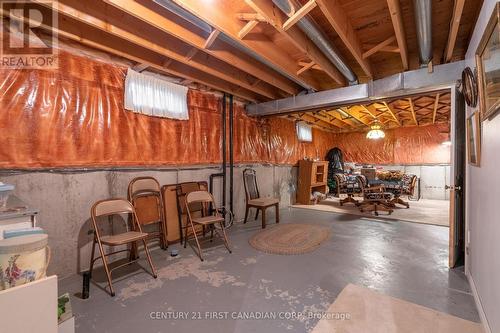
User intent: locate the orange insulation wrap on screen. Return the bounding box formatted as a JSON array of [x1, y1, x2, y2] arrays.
[[331, 124, 451, 165], [0, 50, 449, 168]]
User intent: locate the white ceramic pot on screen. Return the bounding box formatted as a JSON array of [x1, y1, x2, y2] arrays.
[[0, 234, 50, 290]]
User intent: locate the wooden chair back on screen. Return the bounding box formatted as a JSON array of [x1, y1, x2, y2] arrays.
[[243, 169, 260, 201]]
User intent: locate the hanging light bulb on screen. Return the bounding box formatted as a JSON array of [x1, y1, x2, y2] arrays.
[[366, 122, 385, 139]]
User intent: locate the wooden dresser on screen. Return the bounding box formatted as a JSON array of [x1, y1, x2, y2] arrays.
[[297, 160, 329, 205]]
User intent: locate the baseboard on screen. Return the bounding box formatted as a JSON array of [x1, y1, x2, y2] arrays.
[[467, 271, 492, 333]]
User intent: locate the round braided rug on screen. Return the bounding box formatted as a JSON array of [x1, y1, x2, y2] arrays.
[[249, 223, 331, 255]]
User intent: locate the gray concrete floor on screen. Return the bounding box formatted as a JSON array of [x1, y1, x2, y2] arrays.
[[59, 208, 479, 333]]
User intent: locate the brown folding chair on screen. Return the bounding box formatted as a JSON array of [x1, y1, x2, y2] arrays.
[[89, 199, 157, 297], [176, 182, 207, 244], [128, 177, 167, 251], [184, 191, 231, 261], [243, 168, 280, 229]]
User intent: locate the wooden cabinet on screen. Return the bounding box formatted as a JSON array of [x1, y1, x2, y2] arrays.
[[297, 160, 329, 205]]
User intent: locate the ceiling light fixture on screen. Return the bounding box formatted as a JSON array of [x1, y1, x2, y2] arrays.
[[366, 122, 385, 139]]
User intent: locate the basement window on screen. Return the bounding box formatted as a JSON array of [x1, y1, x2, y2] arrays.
[[296, 121, 312, 142], [124, 68, 189, 120]]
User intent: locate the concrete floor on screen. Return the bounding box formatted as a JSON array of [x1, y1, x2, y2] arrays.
[[59, 208, 479, 333], [292, 197, 450, 226]]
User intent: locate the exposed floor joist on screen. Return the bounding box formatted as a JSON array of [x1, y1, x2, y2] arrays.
[[44, 0, 278, 100], [386, 0, 409, 70], [104, 0, 301, 95], [245, 0, 346, 85], [316, 0, 373, 78], [171, 0, 323, 90], [444, 0, 466, 62]]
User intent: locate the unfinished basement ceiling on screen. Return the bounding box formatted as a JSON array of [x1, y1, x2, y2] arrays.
[[15, 0, 482, 104], [282, 91, 451, 133]]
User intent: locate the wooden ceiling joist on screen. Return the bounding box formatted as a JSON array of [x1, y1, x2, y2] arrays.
[[171, 0, 324, 90], [386, 0, 409, 70], [362, 36, 396, 59], [383, 102, 401, 126], [236, 13, 266, 22], [444, 0, 465, 62], [316, 0, 373, 78], [238, 20, 259, 39], [298, 61, 322, 71], [12, 5, 263, 103], [297, 61, 316, 75], [340, 107, 372, 127], [245, 0, 346, 85], [47, 0, 278, 100], [103, 0, 301, 95], [203, 29, 220, 49], [282, 0, 317, 31], [433, 93, 440, 124], [408, 98, 419, 126], [363, 43, 400, 53], [132, 63, 149, 72]]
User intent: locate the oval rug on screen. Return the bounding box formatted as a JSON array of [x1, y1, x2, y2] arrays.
[[249, 223, 331, 255]]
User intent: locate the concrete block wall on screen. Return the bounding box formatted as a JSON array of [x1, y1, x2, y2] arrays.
[[0, 164, 296, 278]]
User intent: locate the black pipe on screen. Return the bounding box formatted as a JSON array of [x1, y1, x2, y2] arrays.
[[229, 94, 234, 213], [222, 93, 227, 208]]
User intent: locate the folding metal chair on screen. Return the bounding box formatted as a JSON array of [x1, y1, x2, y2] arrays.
[[128, 177, 167, 250], [89, 199, 157, 297], [184, 191, 231, 261]]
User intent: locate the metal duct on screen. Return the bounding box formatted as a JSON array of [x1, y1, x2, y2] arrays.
[[271, 0, 358, 84], [153, 0, 313, 90], [413, 0, 433, 66]]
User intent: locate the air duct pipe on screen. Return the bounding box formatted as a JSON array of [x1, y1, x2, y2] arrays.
[[413, 0, 433, 67], [153, 0, 314, 90], [271, 0, 358, 84]]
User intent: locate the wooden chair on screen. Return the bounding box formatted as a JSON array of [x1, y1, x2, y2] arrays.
[[89, 199, 157, 297], [358, 185, 394, 216], [184, 191, 231, 261], [334, 174, 366, 206], [390, 174, 418, 208], [128, 177, 167, 251], [243, 168, 280, 229]]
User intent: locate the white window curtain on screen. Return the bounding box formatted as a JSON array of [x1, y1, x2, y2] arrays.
[[296, 121, 313, 142], [124, 68, 189, 120]]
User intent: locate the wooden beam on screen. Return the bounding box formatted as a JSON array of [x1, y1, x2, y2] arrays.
[[316, 0, 373, 78], [282, 0, 317, 31], [408, 98, 419, 125], [297, 61, 316, 75], [340, 107, 372, 127], [386, 0, 409, 70], [245, 0, 346, 85], [236, 13, 266, 22], [11, 5, 263, 103], [132, 63, 149, 72], [238, 20, 259, 39], [43, 0, 277, 100], [319, 110, 358, 129], [298, 61, 322, 71], [383, 102, 401, 126], [433, 93, 440, 124], [361, 105, 378, 119], [310, 112, 343, 129], [204, 29, 220, 49], [444, 0, 465, 62], [363, 43, 400, 53], [103, 0, 300, 95], [170, 0, 323, 90], [362, 36, 396, 59]]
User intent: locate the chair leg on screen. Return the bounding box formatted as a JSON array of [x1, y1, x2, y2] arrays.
[[261, 208, 266, 229], [275, 203, 280, 224], [183, 224, 189, 248], [190, 223, 204, 261], [255, 209, 259, 220], [210, 226, 214, 242], [88, 237, 97, 279], [244, 205, 249, 224], [219, 222, 232, 254], [96, 241, 115, 297], [141, 239, 158, 278]]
